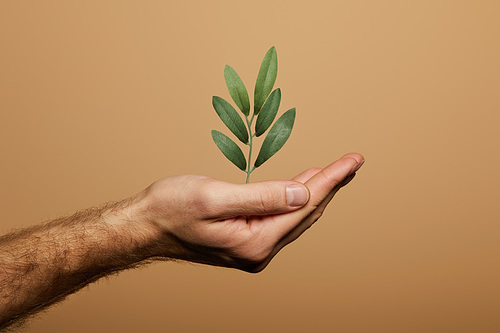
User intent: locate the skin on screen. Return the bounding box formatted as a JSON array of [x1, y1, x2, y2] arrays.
[[0, 153, 364, 329]]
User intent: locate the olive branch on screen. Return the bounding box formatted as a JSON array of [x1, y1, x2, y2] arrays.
[[211, 46, 296, 183]]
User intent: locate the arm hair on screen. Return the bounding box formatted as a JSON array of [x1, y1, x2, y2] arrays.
[[0, 199, 160, 330]]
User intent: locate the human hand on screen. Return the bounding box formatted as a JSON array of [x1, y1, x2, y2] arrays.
[[0, 153, 362, 328], [133, 153, 364, 272]]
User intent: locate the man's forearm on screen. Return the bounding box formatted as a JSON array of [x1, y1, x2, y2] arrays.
[[0, 196, 158, 328]]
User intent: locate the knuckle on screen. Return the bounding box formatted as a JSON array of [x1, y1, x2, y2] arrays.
[[188, 181, 218, 218], [318, 168, 343, 185], [307, 167, 322, 175], [233, 238, 272, 266], [255, 186, 279, 213], [245, 247, 270, 264]]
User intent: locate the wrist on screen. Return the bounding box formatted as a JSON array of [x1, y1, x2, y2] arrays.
[[100, 192, 164, 261], [104, 189, 192, 262]]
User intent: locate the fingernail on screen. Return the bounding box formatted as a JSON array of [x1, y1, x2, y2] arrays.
[[350, 159, 365, 174], [286, 184, 309, 207]]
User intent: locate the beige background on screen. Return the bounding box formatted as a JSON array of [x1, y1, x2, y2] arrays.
[[1, 1, 499, 332]]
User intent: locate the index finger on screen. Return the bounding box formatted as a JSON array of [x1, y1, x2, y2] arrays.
[[304, 153, 364, 207], [263, 153, 364, 240]]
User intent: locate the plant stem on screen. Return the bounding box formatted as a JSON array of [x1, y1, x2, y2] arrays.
[[245, 115, 256, 183]]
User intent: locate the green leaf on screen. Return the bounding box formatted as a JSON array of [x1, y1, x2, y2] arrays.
[[211, 130, 247, 171], [212, 96, 249, 144], [254, 46, 278, 114], [255, 88, 281, 137], [254, 108, 295, 168], [224, 65, 250, 116]]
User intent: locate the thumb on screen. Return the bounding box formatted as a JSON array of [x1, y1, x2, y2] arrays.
[[212, 180, 310, 218]]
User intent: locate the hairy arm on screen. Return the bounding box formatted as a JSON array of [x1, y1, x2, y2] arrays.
[[0, 198, 160, 329], [0, 153, 364, 329]]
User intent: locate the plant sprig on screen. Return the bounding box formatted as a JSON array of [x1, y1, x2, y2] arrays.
[[211, 46, 296, 183]]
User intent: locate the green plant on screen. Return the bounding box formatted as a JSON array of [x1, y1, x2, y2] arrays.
[[211, 46, 296, 183]]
